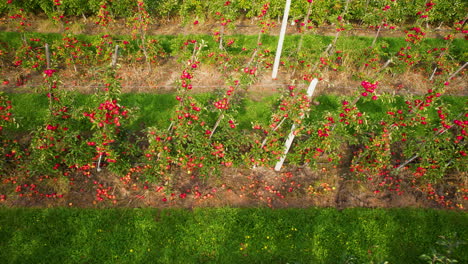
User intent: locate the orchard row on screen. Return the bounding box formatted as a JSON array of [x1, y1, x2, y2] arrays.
[[2, 0, 467, 27], [1, 0, 466, 92]]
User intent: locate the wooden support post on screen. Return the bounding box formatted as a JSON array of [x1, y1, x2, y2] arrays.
[[447, 62, 467, 81], [45, 43, 51, 69], [371, 22, 383, 47], [111, 45, 120, 68], [210, 113, 224, 139]]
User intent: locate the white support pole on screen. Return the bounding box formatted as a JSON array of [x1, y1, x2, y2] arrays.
[[271, 0, 291, 79], [305, 78, 319, 98], [274, 78, 318, 171]]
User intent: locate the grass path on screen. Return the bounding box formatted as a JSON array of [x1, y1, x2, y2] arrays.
[[0, 207, 466, 263]]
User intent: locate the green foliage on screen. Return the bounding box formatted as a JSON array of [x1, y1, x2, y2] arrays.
[[178, 0, 209, 24], [81, 66, 137, 174], [2, 0, 467, 26], [28, 70, 80, 176], [0, 92, 16, 171], [144, 0, 180, 21], [420, 234, 467, 264]]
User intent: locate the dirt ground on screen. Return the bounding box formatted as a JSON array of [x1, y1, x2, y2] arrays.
[[4, 15, 461, 38], [4, 163, 452, 210]]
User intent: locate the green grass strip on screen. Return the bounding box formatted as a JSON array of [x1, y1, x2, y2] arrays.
[[6, 93, 467, 132], [0, 31, 466, 61], [0, 208, 466, 263]]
